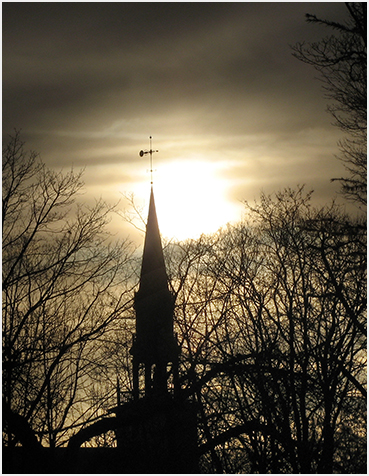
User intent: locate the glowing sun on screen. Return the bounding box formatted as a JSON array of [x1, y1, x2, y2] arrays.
[[144, 160, 239, 241]]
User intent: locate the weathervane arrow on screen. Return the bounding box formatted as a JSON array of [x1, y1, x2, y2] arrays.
[[139, 136, 158, 185]]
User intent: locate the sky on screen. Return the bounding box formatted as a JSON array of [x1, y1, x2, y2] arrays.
[[3, 2, 353, 243]]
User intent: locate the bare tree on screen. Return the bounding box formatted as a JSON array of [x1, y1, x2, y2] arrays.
[[2, 132, 136, 447], [165, 187, 366, 473], [293, 3, 367, 206]]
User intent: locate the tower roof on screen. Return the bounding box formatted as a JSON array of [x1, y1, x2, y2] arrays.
[[138, 186, 169, 295], [132, 182, 179, 396]]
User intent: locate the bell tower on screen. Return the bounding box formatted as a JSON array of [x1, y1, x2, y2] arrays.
[[130, 140, 179, 400], [116, 139, 198, 473]]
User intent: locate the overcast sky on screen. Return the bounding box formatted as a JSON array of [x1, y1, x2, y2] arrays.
[[3, 2, 352, 242]]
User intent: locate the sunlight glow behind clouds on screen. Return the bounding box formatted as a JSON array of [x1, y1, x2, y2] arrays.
[[129, 160, 242, 241], [3, 3, 351, 244]]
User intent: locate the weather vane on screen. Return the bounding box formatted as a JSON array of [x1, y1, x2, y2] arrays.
[[139, 136, 158, 185]]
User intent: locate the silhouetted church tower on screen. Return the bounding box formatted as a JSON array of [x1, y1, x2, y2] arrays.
[[131, 185, 179, 399], [115, 138, 198, 473]]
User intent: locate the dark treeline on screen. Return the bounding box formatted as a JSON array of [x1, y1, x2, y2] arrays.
[[3, 2, 366, 473]]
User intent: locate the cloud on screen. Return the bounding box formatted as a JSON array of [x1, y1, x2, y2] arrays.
[[3, 2, 352, 240]]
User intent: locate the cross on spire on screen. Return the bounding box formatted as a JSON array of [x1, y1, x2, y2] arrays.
[[139, 136, 158, 185]]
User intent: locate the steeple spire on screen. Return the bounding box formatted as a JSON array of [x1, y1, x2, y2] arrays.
[[138, 186, 168, 295], [131, 146, 179, 400]]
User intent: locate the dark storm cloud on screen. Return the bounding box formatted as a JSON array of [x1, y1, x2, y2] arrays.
[[3, 2, 351, 235]]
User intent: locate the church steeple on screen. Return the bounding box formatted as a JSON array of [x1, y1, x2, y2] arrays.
[[115, 142, 198, 474], [131, 185, 179, 400], [138, 186, 169, 296]]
